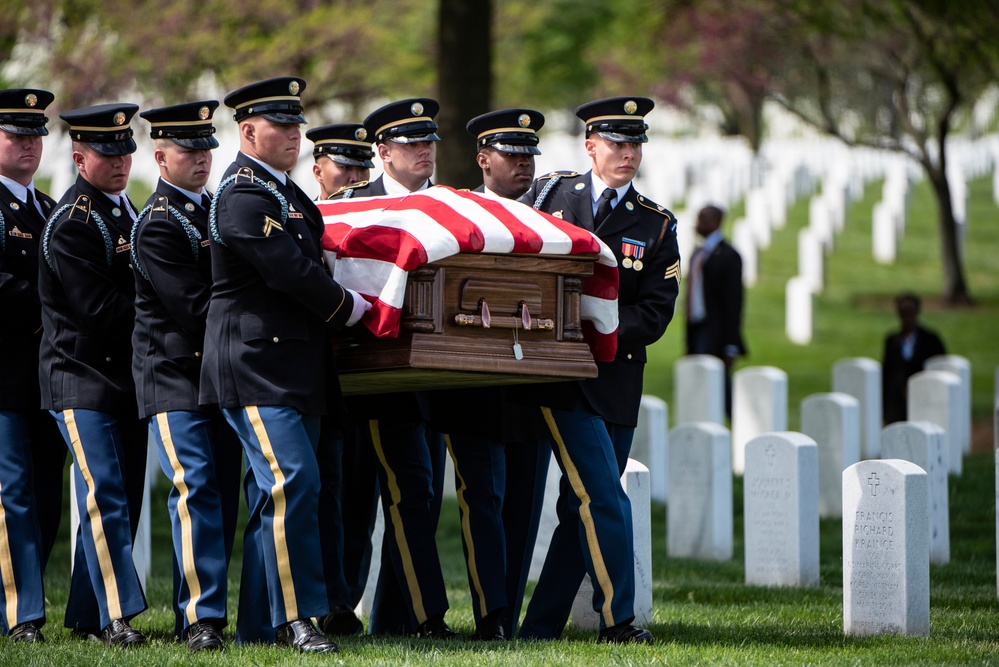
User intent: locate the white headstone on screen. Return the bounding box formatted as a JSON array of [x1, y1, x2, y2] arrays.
[[667, 423, 733, 560], [882, 422, 949, 565], [798, 228, 825, 294], [635, 395, 669, 503], [731, 220, 758, 287], [832, 357, 883, 459], [908, 370, 962, 475], [808, 196, 834, 251], [786, 276, 813, 345], [872, 201, 896, 264], [733, 366, 789, 475], [925, 355, 972, 456], [802, 393, 861, 519], [527, 450, 560, 581], [674, 355, 726, 427], [571, 459, 652, 629], [744, 432, 819, 587], [843, 459, 929, 636]]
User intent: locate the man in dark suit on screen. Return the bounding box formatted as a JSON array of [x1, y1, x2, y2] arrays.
[[131, 100, 242, 652], [334, 98, 458, 639], [882, 292, 946, 424], [39, 102, 148, 646], [428, 108, 551, 640], [517, 97, 680, 643], [200, 77, 369, 654], [685, 204, 746, 416], [0, 87, 66, 643]]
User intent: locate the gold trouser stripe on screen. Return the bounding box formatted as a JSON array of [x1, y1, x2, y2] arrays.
[[0, 476, 19, 626], [369, 419, 427, 623], [541, 407, 617, 627], [246, 406, 297, 619], [446, 435, 488, 617], [65, 409, 123, 620], [156, 413, 202, 625]]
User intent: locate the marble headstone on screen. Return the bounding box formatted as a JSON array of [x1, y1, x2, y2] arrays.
[[908, 370, 962, 475], [743, 432, 819, 587], [674, 355, 725, 427], [733, 366, 788, 475], [667, 423, 733, 560], [843, 459, 929, 636], [925, 355, 972, 456], [635, 395, 669, 503], [832, 357, 883, 460], [802, 392, 861, 518]]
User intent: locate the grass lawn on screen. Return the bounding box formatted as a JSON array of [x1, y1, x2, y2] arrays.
[[7, 172, 999, 665]]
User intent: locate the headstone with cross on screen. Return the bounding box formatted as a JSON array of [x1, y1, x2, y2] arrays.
[[744, 432, 819, 587], [843, 459, 929, 636]]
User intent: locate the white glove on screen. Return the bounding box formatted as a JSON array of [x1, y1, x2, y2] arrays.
[[345, 288, 372, 327]]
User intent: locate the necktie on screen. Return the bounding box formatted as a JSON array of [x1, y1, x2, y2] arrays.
[[201, 193, 213, 211], [595, 188, 616, 226], [24, 188, 45, 223]]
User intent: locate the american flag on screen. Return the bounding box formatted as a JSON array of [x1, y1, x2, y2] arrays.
[[318, 186, 619, 362]]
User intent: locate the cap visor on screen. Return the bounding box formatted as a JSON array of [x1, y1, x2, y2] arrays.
[[0, 124, 48, 137], [173, 136, 220, 150], [88, 138, 137, 156], [262, 112, 306, 125], [389, 132, 440, 144], [329, 154, 375, 169], [489, 142, 541, 155], [595, 131, 648, 144]]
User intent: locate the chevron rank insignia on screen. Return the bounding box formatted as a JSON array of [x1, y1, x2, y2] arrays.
[[664, 259, 681, 283], [262, 215, 284, 236]]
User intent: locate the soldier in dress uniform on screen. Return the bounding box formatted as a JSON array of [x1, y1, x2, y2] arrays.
[[39, 102, 149, 646], [305, 121, 373, 636], [517, 97, 681, 643], [427, 108, 551, 640], [199, 77, 369, 654], [334, 98, 458, 638], [306, 123, 374, 199], [0, 87, 66, 643], [131, 100, 242, 651]]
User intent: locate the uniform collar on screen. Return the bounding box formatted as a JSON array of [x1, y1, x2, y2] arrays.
[[589, 172, 630, 208], [241, 152, 287, 185], [0, 173, 34, 203], [160, 178, 205, 206], [382, 171, 429, 195]]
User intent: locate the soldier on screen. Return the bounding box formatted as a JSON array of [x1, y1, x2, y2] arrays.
[[39, 102, 148, 646], [517, 97, 681, 643], [428, 108, 551, 640], [305, 121, 374, 636], [200, 77, 369, 653], [335, 98, 457, 638], [131, 101, 242, 651], [306, 123, 374, 199], [0, 87, 66, 643]]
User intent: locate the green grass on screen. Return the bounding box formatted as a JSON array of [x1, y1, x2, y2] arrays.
[[7, 175, 999, 665]]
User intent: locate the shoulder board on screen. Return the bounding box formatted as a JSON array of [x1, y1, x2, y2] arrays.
[[147, 194, 171, 220], [236, 166, 254, 182], [330, 180, 368, 199], [538, 170, 578, 181], [66, 194, 93, 223], [636, 194, 672, 218]]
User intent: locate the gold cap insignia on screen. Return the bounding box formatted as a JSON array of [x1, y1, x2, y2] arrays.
[[289, 81, 300, 95], [114, 111, 126, 125], [355, 127, 367, 141], [518, 113, 531, 128], [25, 94, 37, 107], [411, 102, 424, 116], [199, 106, 210, 120], [624, 100, 638, 115]]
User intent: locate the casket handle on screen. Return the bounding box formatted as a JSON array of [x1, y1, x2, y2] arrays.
[[454, 313, 554, 331]]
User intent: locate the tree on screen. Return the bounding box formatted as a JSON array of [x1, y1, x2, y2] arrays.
[[770, 0, 999, 304]]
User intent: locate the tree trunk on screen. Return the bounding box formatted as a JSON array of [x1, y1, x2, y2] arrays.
[[436, 0, 492, 189], [924, 163, 972, 304]]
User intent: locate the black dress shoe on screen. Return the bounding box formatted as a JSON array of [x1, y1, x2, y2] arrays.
[[186, 621, 223, 652], [9, 621, 45, 643], [416, 614, 462, 640], [470, 613, 506, 641], [319, 605, 364, 636], [101, 618, 146, 647], [275, 618, 339, 653], [598, 622, 654, 644]]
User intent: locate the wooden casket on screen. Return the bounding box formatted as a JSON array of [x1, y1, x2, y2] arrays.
[[333, 252, 599, 395]]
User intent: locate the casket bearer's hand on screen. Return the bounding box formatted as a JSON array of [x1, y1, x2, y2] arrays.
[[345, 288, 373, 327]]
